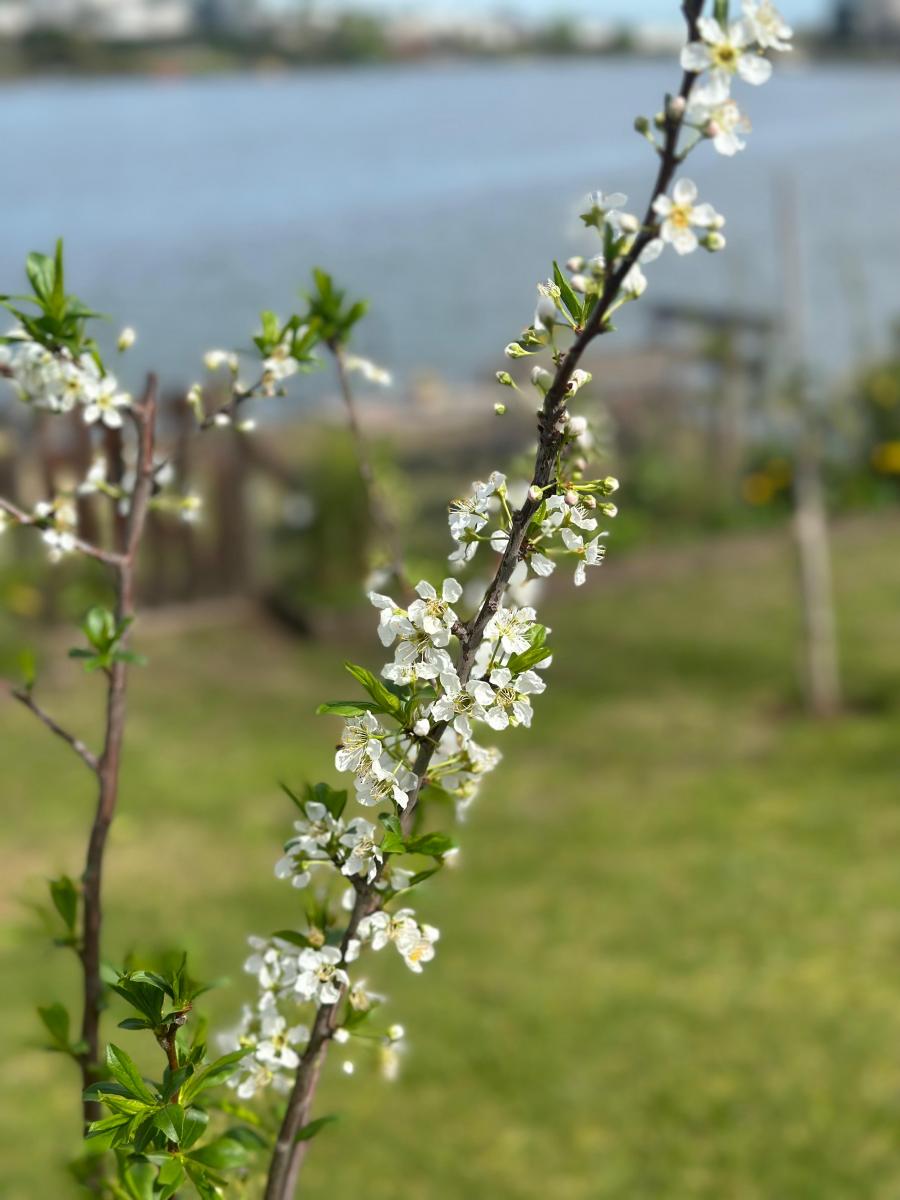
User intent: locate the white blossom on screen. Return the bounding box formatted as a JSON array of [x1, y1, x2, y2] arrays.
[[653, 179, 724, 256], [681, 16, 773, 87], [340, 817, 383, 884], [687, 78, 752, 156], [295, 946, 349, 1005], [407, 578, 463, 639], [560, 526, 607, 586], [335, 711, 383, 773], [742, 0, 793, 51]]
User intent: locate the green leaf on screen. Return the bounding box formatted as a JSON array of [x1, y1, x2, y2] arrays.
[[405, 832, 455, 858], [117, 1018, 154, 1031], [154, 1103, 185, 1144], [25, 250, 55, 304], [180, 1050, 248, 1106], [84, 605, 116, 650], [37, 1001, 70, 1050], [179, 1105, 210, 1150], [184, 1163, 220, 1200], [304, 781, 347, 821], [506, 644, 552, 674], [85, 1113, 132, 1140], [269, 929, 310, 949], [106, 1043, 157, 1104], [49, 875, 78, 933], [316, 700, 380, 717], [187, 1135, 251, 1170], [109, 977, 166, 1025], [344, 662, 402, 717], [553, 261, 583, 324], [123, 1159, 156, 1200], [294, 1114, 339, 1144]]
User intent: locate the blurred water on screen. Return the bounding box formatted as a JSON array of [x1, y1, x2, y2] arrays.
[[1, 58, 898, 388]]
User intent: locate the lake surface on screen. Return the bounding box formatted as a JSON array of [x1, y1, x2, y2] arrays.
[[1, 58, 899, 389]]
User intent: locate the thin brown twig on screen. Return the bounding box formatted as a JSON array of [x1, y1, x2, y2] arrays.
[[3, 681, 99, 772], [0, 497, 127, 567], [79, 375, 158, 1130], [263, 7, 705, 1196]]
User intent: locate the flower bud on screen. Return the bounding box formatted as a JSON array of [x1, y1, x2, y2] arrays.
[[706, 119, 721, 139], [214, 412, 231, 427], [496, 371, 515, 388], [566, 256, 585, 274], [703, 231, 727, 252], [494, 402, 507, 415], [413, 719, 430, 737], [567, 414, 589, 436], [388, 1024, 405, 1042], [634, 115, 650, 135], [342, 1061, 355, 1076], [667, 95, 686, 120], [569, 273, 590, 294], [574, 456, 588, 472], [618, 212, 640, 234], [307, 926, 325, 948], [237, 419, 257, 433], [534, 295, 558, 331], [117, 327, 136, 352], [653, 111, 666, 130], [334, 1028, 351, 1044], [564, 489, 579, 507], [584, 494, 597, 508], [530, 365, 553, 393], [602, 476, 620, 494], [528, 485, 543, 502], [505, 342, 528, 359]]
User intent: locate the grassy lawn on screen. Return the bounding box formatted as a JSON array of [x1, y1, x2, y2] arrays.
[[2, 512, 900, 1198]]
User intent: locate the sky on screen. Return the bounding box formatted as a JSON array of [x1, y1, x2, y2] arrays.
[[293, 0, 829, 27]]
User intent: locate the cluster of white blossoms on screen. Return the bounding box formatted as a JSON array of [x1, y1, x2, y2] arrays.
[[0, 332, 132, 426], [222, 1, 790, 1119], [682, 0, 793, 157]]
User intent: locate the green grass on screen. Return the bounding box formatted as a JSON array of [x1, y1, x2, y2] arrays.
[[3, 513, 900, 1199]]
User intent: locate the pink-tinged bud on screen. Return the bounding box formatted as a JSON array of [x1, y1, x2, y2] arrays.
[[574, 456, 588, 472], [668, 95, 686, 120], [567, 415, 588, 436], [584, 494, 597, 509], [570, 273, 590, 294], [706, 120, 721, 139], [528, 485, 542, 502], [566, 256, 585, 273], [564, 489, 579, 507]]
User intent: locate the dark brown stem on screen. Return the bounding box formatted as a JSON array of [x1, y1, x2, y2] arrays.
[[331, 343, 408, 590], [264, 15, 705, 1195], [80, 376, 158, 1129]]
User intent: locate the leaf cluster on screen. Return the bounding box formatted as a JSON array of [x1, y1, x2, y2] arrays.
[[302, 268, 368, 348], [69, 607, 146, 673], [0, 239, 104, 362]]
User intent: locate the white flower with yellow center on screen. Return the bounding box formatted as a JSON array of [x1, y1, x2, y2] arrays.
[[335, 711, 382, 773], [407, 577, 463, 639], [742, 0, 793, 52], [681, 17, 773, 86], [653, 179, 724, 256], [83, 377, 131, 429], [340, 817, 383, 883], [687, 78, 752, 156], [295, 946, 349, 1005], [471, 667, 546, 731], [484, 605, 537, 656]]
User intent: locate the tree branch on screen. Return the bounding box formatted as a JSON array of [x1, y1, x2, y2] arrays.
[[3, 681, 99, 773], [79, 375, 158, 1131], [263, 9, 706, 1197], [0, 497, 127, 568]]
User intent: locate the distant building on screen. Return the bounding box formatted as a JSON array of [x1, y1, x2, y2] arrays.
[[834, 0, 900, 39], [0, 0, 194, 40]]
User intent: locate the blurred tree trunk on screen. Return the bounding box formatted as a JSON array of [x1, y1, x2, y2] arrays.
[[779, 177, 842, 717]]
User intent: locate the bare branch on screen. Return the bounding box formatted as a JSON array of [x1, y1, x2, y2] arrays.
[[3, 681, 99, 772]]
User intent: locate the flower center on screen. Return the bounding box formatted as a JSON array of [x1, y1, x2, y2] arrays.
[[712, 43, 737, 68]]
